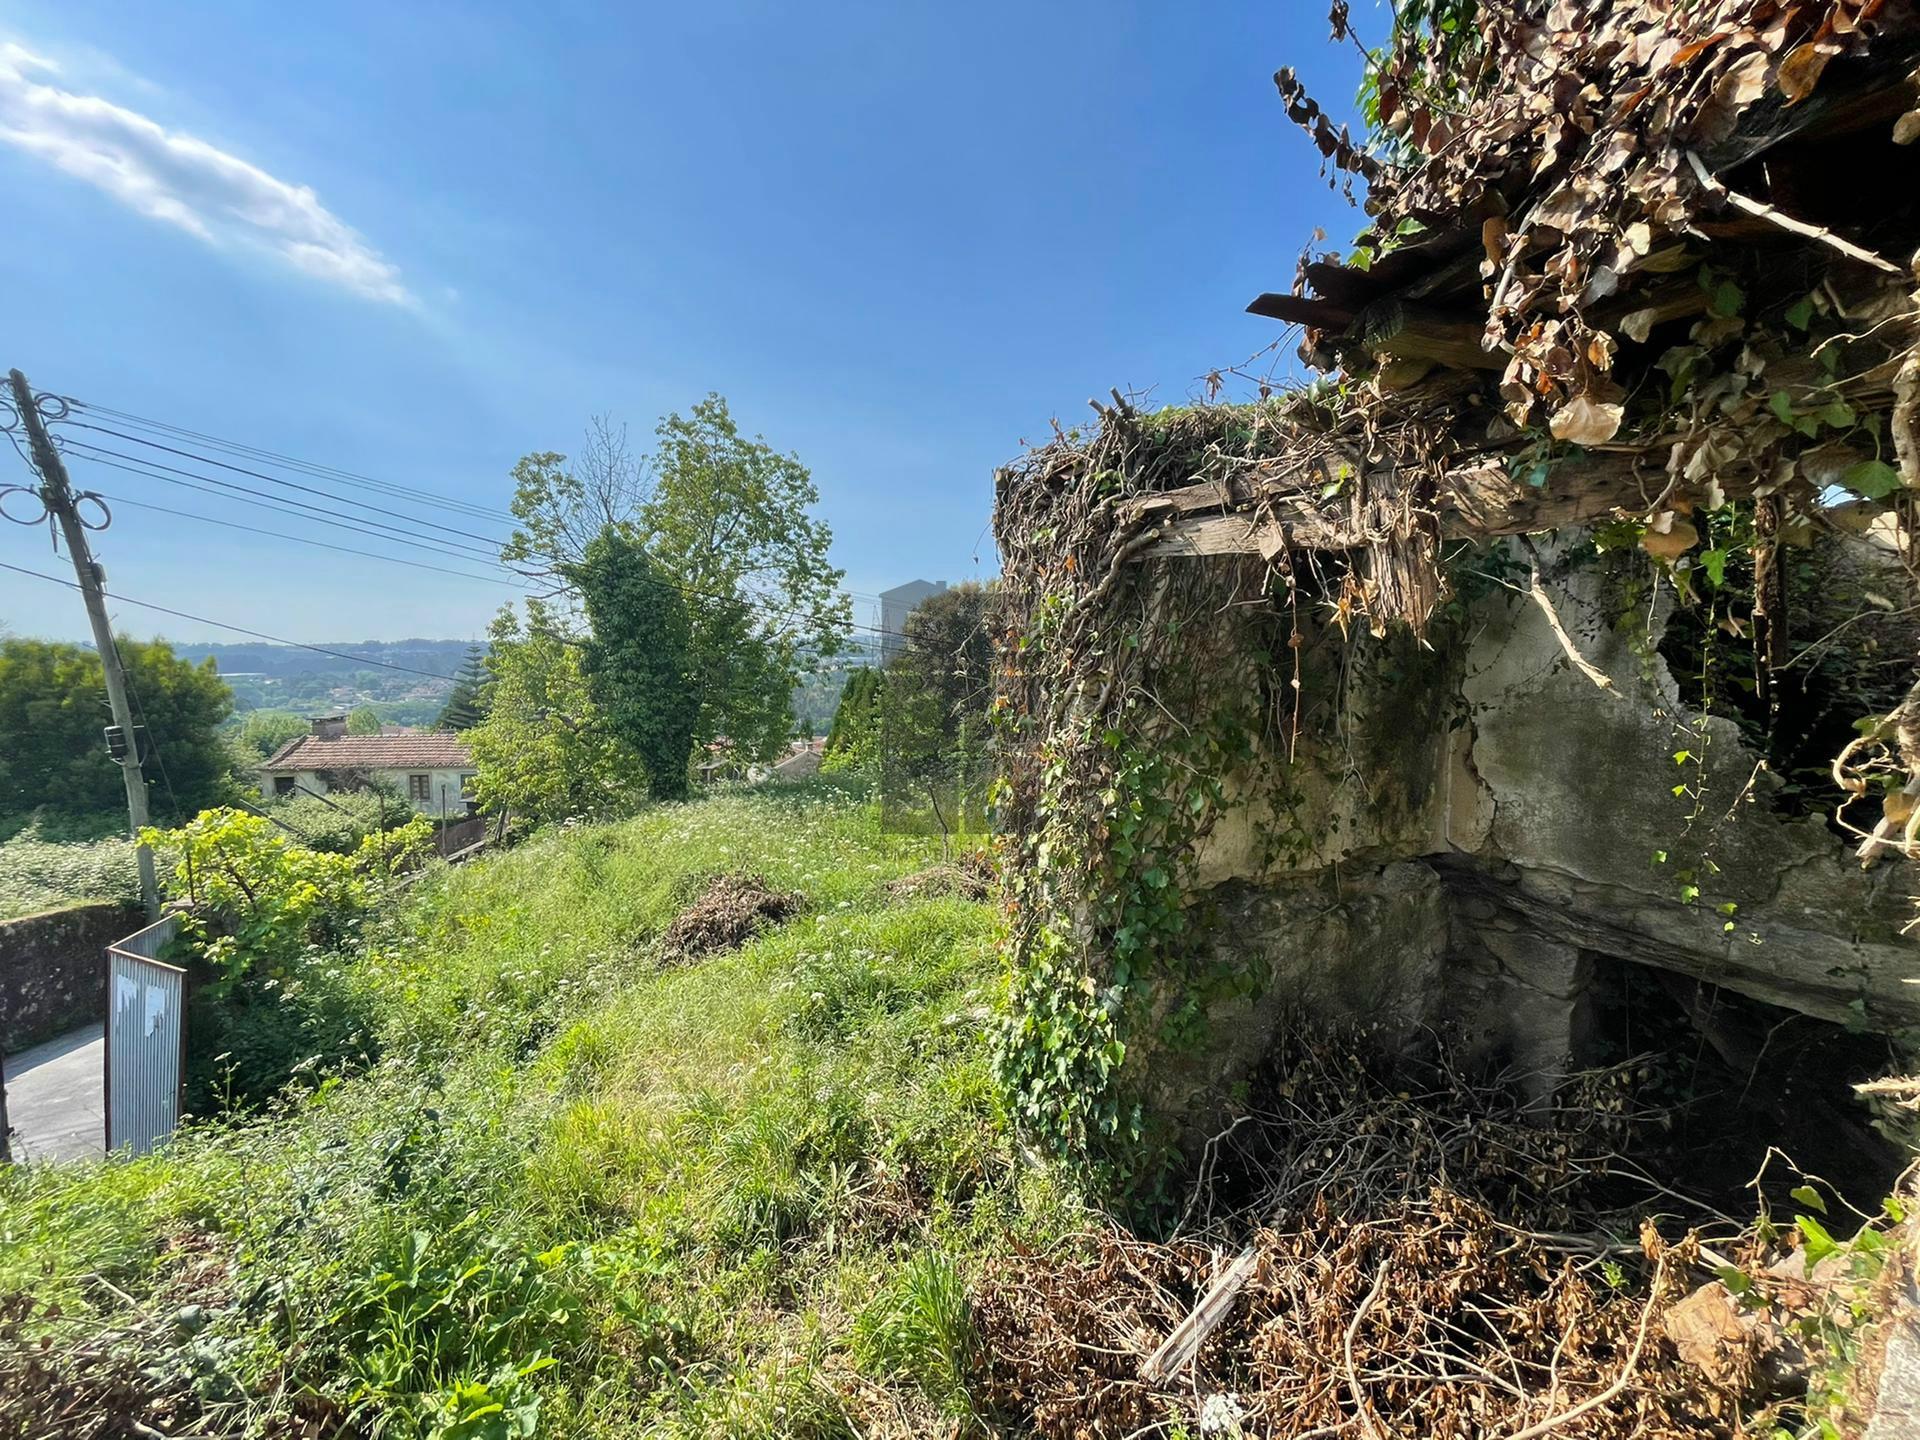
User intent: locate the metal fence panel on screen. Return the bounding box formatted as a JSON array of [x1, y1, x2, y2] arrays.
[[105, 915, 185, 1156]]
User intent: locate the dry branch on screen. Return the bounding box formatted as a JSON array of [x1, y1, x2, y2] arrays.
[[1684, 152, 1905, 278], [1140, 1244, 1261, 1382]]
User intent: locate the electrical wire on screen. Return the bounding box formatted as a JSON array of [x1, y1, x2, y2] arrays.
[[34, 396, 924, 650], [57, 398, 911, 637], [61, 421, 517, 551], [96, 492, 533, 590], [0, 559, 462, 680], [64, 398, 520, 525], [60, 445, 521, 569]]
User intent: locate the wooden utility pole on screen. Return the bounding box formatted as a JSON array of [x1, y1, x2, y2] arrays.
[[8, 368, 159, 917]]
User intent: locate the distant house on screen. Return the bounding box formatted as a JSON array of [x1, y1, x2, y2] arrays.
[[260, 715, 477, 816], [768, 737, 825, 780], [879, 580, 946, 663]]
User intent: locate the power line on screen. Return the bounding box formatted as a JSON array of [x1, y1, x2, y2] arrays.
[[60, 444, 520, 570], [0, 559, 462, 680], [61, 421, 517, 552], [59, 400, 910, 633], [65, 398, 520, 525], [96, 492, 532, 590], [41, 398, 924, 649]]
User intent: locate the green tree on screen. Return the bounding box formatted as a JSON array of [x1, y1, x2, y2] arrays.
[[347, 704, 383, 736], [879, 584, 997, 841], [504, 394, 849, 765], [572, 528, 700, 801], [823, 665, 884, 774], [436, 645, 492, 730], [238, 709, 309, 759], [0, 637, 234, 821], [464, 601, 645, 826]]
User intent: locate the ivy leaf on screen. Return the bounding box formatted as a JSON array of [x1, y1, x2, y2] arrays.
[[1769, 390, 1797, 425], [1709, 279, 1745, 318], [1817, 400, 1856, 430], [1840, 459, 1903, 500], [1700, 548, 1727, 588], [1784, 295, 1814, 330], [1790, 1184, 1827, 1214], [1798, 1213, 1839, 1268]]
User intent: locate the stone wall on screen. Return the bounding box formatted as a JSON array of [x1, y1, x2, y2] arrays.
[[1160, 532, 1919, 1130], [0, 901, 142, 1052]]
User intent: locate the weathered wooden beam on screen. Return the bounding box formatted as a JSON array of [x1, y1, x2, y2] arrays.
[[1129, 451, 1677, 560], [1246, 292, 1357, 330], [1354, 300, 1507, 372]]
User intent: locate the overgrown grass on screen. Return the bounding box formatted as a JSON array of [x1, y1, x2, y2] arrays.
[[0, 783, 1075, 1436], [0, 817, 138, 920]]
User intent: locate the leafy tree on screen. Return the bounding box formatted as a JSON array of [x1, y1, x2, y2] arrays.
[[878, 584, 997, 841], [503, 394, 849, 765], [238, 709, 309, 759], [0, 637, 234, 821], [823, 665, 884, 775], [893, 583, 996, 727], [572, 528, 700, 801], [502, 417, 651, 598], [464, 601, 646, 826], [436, 645, 492, 730], [347, 704, 383, 736]]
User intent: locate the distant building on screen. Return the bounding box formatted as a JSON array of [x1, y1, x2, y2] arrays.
[[259, 715, 477, 816], [879, 579, 946, 663]]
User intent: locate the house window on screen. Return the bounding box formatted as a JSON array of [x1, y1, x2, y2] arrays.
[[408, 774, 431, 801], [273, 775, 295, 797]]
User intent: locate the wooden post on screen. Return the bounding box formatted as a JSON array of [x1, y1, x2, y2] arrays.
[[8, 369, 158, 917]]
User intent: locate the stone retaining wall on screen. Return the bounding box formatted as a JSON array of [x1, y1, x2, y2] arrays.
[[0, 901, 142, 1052]]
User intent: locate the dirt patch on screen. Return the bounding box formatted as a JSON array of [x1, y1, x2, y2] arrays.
[[885, 849, 995, 903], [659, 872, 801, 963]]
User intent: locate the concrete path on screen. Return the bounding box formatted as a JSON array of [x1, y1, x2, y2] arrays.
[[3, 1022, 104, 1162]]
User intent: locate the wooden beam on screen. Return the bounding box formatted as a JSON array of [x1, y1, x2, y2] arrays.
[[1246, 292, 1357, 330], [1129, 450, 1674, 561], [1353, 299, 1506, 372]]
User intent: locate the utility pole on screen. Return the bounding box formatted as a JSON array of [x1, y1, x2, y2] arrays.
[[8, 368, 159, 917]]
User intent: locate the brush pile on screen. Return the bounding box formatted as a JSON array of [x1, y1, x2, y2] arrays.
[[657, 871, 800, 963], [973, 1034, 1871, 1439]]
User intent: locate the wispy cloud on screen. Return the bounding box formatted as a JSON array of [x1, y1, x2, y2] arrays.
[[0, 40, 411, 305]]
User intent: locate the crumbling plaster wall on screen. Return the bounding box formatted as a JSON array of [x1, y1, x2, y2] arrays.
[[1174, 539, 1916, 1118]]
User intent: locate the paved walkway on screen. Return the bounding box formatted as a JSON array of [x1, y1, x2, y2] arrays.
[[3, 1022, 105, 1162]]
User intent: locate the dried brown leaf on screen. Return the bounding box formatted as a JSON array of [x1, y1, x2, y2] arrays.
[[1550, 394, 1626, 445]]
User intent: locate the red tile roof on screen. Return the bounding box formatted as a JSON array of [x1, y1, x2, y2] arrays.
[[261, 732, 473, 771]]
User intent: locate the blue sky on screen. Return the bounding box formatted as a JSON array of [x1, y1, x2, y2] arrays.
[[0, 2, 1367, 647]]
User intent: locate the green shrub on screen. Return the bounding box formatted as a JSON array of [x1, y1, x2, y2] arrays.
[[0, 819, 137, 920]]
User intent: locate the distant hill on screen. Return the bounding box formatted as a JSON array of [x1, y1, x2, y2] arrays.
[[172, 639, 475, 680]]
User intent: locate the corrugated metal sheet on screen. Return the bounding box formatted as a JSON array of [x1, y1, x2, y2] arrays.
[[105, 915, 185, 1156]]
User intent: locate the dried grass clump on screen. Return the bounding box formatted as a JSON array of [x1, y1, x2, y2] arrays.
[[658, 871, 800, 963]]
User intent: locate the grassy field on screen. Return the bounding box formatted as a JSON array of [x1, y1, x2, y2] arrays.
[[0, 784, 1074, 1437]]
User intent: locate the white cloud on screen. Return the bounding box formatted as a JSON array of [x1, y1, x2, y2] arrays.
[[0, 42, 411, 305]]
